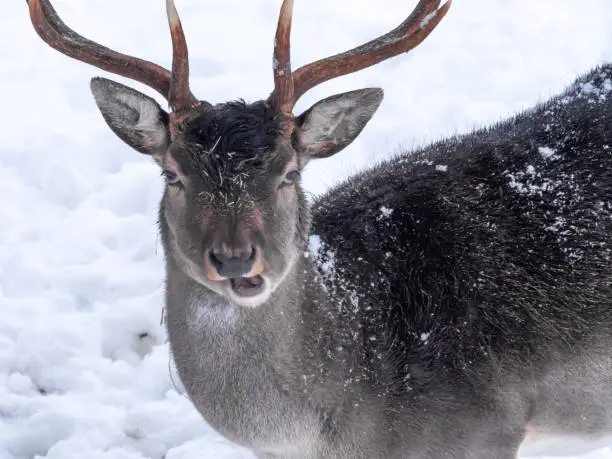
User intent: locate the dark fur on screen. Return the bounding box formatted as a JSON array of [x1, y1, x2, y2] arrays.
[[180, 100, 286, 184], [306, 65, 612, 451]]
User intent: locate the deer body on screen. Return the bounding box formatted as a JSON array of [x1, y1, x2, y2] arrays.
[[165, 65, 612, 458], [26, 0, 612, 458]]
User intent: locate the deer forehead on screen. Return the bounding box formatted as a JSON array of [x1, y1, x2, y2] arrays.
[[165, 116, 293, 190], [169, 104, 286, 168], [184, 102, 283, 148]]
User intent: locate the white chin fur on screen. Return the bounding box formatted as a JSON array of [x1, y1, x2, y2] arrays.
[[226, 277, 273, 308]]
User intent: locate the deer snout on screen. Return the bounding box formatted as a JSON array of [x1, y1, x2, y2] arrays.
[[207, 245, 259, 279]]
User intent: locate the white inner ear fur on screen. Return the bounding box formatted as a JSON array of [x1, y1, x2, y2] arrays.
[[298, 89, 383, 157], [300, 97, 359, 146], [117, 92, 168, 148]]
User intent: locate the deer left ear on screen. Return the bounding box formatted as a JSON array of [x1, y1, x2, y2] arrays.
[[294, 88, 383, 159]]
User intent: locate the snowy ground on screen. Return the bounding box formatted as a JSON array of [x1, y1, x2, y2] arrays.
[[1, 0, 611, 458]]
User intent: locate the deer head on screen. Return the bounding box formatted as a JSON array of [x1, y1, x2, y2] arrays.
[[28, 0, 450, 307]]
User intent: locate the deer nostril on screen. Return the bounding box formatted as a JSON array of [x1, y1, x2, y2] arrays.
[[209, 250, 224, 272], [208, 246, 257, 278]]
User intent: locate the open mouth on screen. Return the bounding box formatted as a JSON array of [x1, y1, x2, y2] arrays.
[[230, 275, 265, 297]]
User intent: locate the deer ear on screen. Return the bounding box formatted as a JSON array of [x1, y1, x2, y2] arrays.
[[294, 88, 383, 159], [90, 77, 170, 165]]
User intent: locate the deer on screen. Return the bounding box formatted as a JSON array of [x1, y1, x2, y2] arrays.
[[26, 0, 612, 457]]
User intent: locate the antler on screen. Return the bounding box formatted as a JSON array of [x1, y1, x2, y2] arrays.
[[27, 0, 197, 112], [165, 0, 199, 111], [272, 0, 452, 114], [273, 0, 296, 115]]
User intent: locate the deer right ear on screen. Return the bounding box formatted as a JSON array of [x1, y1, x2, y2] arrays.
[[90, 77, 170, 165]]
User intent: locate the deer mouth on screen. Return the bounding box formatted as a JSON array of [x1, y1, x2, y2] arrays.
[[230, 275, 265, 297]]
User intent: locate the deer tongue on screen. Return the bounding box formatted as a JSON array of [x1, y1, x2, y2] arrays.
[[230, 276, 264, 297]]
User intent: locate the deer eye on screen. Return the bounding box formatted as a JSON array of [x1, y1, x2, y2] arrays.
[[162, 170, 181, 186], [281, 170, 300, 188]]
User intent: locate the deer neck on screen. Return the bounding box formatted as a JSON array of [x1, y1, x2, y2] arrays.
[[164, 249, 343, 379], [164, 253, 337, 449]]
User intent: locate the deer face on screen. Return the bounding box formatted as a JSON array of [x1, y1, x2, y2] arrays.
[[28, 0, 449, 306], [89, 78, 382, 307], [160, 103, 302, 307]]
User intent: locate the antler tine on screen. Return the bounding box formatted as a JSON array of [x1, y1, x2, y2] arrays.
[[27, 0, 172, 99], [166, 0, 198, 112], [291, 0, 451, 106], [272, 0, 296, 115]]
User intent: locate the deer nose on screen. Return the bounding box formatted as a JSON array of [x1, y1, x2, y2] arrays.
[[208, 245, 257, 278]]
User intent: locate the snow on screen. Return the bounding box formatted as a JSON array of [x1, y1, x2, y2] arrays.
[[308, 235, 337, 275], [539, 146, 558, 160], [419, 10, 438, 29], [378, 206, 394, 219], [2, 0, 612, 458]]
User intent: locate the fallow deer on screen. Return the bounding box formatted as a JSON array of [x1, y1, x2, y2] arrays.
[[27, 0, 612, 458]]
